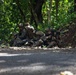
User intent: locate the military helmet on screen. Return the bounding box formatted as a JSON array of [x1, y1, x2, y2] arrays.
[[36, 31, 45, 36], [18, 23, 24, 27]]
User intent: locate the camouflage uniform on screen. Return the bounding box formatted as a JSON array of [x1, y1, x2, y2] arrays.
[[10, 23, 27, 46], [25, 23, 35, 39]]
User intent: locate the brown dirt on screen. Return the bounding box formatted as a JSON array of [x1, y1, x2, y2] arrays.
[[61, 20, 76, 48]]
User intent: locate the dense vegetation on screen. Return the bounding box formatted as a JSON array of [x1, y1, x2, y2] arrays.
[[0, 0, 76, 43]]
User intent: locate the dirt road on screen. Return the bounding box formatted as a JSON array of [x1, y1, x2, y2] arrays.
[[0, 47, 76, 75]]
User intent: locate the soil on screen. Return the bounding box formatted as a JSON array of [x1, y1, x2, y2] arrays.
[[61, 19, 76, 48]]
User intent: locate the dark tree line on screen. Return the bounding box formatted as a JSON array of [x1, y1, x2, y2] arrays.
[[74, 0, 76, 11]]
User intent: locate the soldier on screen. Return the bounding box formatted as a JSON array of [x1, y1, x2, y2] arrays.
[[21, 22, 35, 46], [25, 22, 35, 39], [33, 31, 45, 47], [18, 23, 27, 39], [10, 23, 27, 46]]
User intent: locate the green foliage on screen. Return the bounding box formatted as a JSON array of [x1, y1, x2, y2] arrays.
[[0, 0, 76, 43], [42, 0, 75, 29], [0, 0, 19, 42]]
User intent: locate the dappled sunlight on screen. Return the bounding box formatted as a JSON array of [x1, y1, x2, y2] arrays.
[[0, 52, 33, 57], [29, 62, 46, 66], [0, 51, 76, 75], [17, 59, 29, 63], [0, 65, 47, 73], [0, 60, 6, 63]]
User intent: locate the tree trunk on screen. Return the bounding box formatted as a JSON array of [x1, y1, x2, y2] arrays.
[[30, 0, 45, 27], [34, 0, 45, 23], [47, 0, 52, 26], [55, 0, 59, 21], [29, 0, 39, 29], [15, 0, 26, 22], [74, 0, 76, 11]]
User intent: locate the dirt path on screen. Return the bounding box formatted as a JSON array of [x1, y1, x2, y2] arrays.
[[0, 47, 76, 75]]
